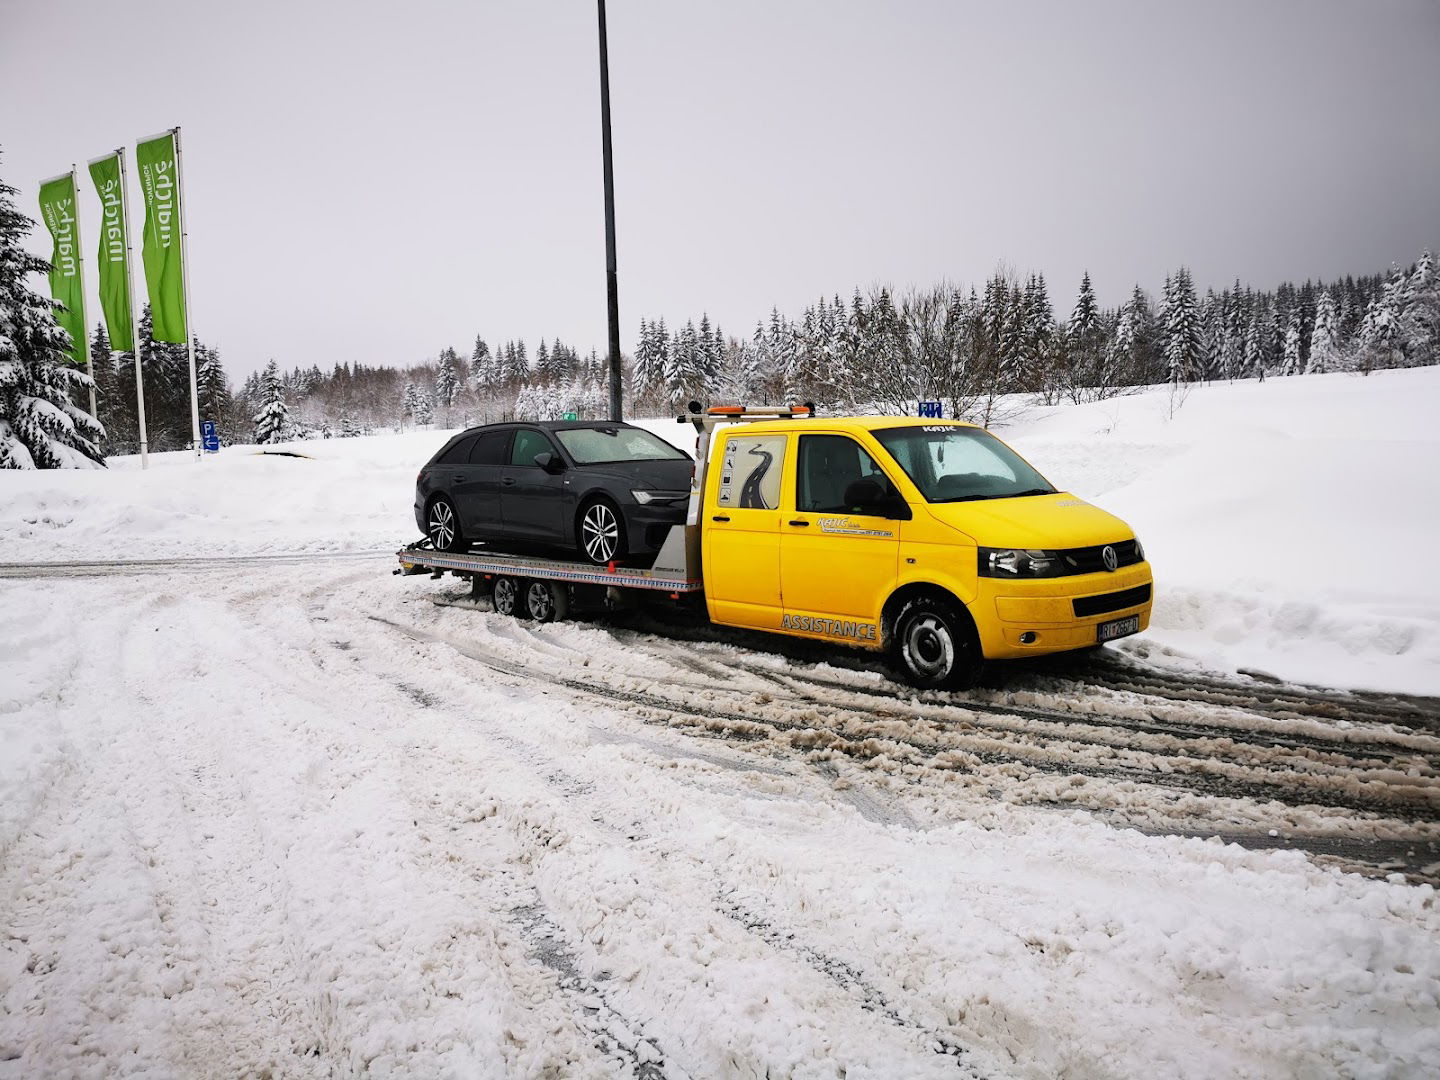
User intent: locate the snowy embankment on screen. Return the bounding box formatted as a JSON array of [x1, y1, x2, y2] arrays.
[[995, 367, 1440, 696], [1, 367, 1437, 694]]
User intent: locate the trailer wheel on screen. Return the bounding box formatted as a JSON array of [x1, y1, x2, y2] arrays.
[[524, 580, 569, 623], [492, 576, 522, 617], [890, 594, 982, 690]]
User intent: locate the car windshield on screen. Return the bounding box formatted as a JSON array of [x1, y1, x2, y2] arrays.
[[555, 426, 690, 465], [872, 425, 1055, 503]]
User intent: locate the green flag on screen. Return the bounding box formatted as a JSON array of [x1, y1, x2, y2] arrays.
[[136, 131, 186, 343], [37, 172, 86, 365], [87, 152, 134, 353]]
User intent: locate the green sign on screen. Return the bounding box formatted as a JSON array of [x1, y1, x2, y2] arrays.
[[87, 153, 134, 353], [562, 411, 578, 421], [37, 172, 86, 365], [136, 131, 186, 343]]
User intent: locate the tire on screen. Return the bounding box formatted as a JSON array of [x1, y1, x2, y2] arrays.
[[578, 497, 627, 565], [890, 595, 983, 691], [524, 580, 569, 623], [426, 496, 464, 552], [492, 576, 523, 617]]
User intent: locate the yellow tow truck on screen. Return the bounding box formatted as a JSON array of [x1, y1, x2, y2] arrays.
[[399, 404, 1153, 689]]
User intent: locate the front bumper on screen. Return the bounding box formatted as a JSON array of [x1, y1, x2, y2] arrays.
[[621, 501, 688, 555], [971, 562, 1154, 659]]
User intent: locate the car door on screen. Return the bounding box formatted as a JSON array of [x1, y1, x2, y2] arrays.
[[701, 431, 788, 630], [501, 427, 568, 544], [455, 428, 511, 539], [780, 433, 902, 635]]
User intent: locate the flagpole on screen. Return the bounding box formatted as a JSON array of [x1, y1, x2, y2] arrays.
[[69, 165, 97, 420], [171, 126, 202, 460], [116, 148, 149, 468]]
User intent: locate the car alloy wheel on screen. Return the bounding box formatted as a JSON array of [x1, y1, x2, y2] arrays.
[[492, 576, 520, 617], [580, 500, 621, 564], [428, 499, 458, 551]]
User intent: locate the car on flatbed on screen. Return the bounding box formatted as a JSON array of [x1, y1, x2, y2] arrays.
[[403, 405, 1153, 689], [415, 420, 693, 565]]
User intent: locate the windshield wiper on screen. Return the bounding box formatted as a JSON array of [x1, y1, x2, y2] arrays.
[[934, 488, 1053, 503], [1007, 488, 1055, 498]]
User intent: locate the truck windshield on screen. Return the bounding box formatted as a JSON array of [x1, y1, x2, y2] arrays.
[[556, 426, 690, 465], [873, 425, 1055, 503]]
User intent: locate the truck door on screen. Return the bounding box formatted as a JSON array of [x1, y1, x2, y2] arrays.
[[701, 432, 788, 630], [780, 433, 903, 639], [501, 427, 568, 543]]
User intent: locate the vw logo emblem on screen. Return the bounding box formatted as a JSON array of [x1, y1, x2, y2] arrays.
[[1101, 545, 1118, 572]]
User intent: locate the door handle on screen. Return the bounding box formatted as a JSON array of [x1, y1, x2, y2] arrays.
[[711, 515, 730, 522], [452, 474, 465, 483], [502, 477, 516, 487], [788, 519, 809, 527]]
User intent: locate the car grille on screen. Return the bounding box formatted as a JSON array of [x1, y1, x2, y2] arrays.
[[1059, 539, 1143, 575], [1073, 583, 1152, 618]]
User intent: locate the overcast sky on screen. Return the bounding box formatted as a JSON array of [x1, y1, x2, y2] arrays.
[[5, 0, 1439, 379]]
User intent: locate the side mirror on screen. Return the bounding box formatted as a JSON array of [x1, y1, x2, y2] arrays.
[[842, 478, 910, 519], [534, 451, 565, 473]]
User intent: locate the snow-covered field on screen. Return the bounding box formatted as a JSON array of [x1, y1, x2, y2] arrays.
[[3, 369, 1439, 1077]]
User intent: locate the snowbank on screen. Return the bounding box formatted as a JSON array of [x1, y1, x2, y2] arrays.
[[996, 368, 1440, 695], [1, 368, 1437, 693]]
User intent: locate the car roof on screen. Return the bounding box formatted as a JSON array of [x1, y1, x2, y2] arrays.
[[716, 415, 982, 436], [453, 419, 639, 438]]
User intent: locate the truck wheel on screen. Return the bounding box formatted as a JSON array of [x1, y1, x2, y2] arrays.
[[525, 580, 569, 623], [492, 576, 522, 617], [427, 497, 464, 552], [578, 497, 626, 565], [891, 595, 982, 690]]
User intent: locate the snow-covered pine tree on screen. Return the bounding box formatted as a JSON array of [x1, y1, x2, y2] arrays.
[[1161, 267, 1201, 385], [1400, 250, 1438, 367], [434, 347, 460, 410], [414, 392, 433, 425], [252, 360, 289, 445], [89, 321, 122, 448], [1280, 309, 1303, 376], [0, 163, 104, 468], [1307, 290, 1342, 373], [470, 336, 491, 390], [197, 342, 231, 436]]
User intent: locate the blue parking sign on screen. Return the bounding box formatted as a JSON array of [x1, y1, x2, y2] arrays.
[[201, 419, 221, 453], [917, 400, 943, 419]]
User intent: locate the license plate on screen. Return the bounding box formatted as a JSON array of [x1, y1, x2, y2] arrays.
[[1097, 614, 1140, 642]]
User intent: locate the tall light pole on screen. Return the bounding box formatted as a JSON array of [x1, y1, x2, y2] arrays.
[[597, 0, 623, 421]]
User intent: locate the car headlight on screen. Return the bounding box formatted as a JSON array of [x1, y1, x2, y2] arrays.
[[631, 489, 688, 505], [978, 548, 1068, 578], [1134, 537, 1145, 562]]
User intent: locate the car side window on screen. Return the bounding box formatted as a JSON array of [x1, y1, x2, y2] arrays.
[[509, 428, 553, 468], [715, 435, 786, 509], [797, 434, 899, 513], [437, 435, 478, 465], [470, 430, 510, 466]]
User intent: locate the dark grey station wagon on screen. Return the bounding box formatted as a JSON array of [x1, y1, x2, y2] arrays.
[[414, 421, 694, 565]]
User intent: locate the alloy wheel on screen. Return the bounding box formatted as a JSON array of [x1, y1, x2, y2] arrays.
[[428, 500, 456, 550], [581, 502, 620, 563], [526, 581, 555, 621], [492, 576, 519, 616]]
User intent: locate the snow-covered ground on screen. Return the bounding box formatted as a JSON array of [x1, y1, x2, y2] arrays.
[[2, 368, 1439, 1077]]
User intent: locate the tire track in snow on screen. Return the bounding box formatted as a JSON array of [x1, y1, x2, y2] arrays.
[[387, 609, 1439, 879]]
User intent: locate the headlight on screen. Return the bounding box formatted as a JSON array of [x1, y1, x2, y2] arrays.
[[978, 548, 1068, 578], [1134, 537, 1145, 562], [631, 489, 687, 505]]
